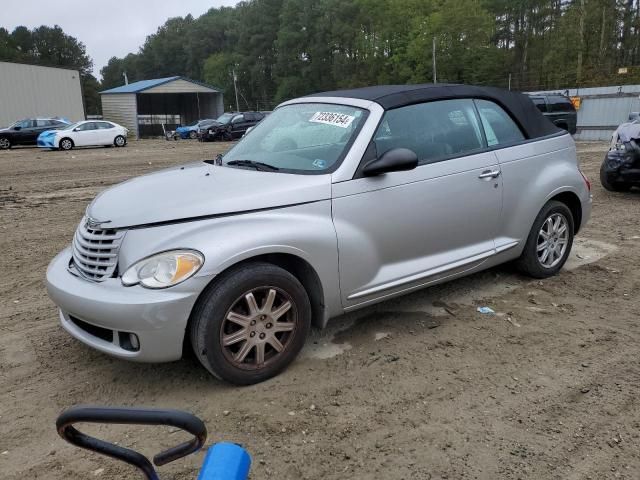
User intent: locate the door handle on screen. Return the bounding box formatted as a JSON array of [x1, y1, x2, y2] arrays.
[[478, 169, 501, 179]]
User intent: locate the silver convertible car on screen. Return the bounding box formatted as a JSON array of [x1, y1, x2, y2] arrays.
[[47, 84, 592, 384]]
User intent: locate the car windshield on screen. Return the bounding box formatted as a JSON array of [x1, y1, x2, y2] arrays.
[[216, 113, 234, 125], [222, 103, 367, 173]]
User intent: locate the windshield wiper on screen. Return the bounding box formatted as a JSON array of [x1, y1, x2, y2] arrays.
[[226, 159, 279, 171]]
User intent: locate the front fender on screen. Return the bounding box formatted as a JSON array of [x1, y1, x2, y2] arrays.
[[118, 200, 343, 319]]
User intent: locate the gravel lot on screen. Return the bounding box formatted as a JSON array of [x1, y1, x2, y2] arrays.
[[1, 140, 639, 480]]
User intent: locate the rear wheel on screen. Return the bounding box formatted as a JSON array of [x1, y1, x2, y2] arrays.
[[0, 137, 11, 149], [600, 162, 631, 192], [114, 135, 126, 147], [189, 130, 198, 139], [515, 200, 574, 278], [59, 138, 74, 151], [190, 263, 311, 385]]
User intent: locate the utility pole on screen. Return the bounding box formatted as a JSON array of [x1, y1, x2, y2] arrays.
[[576, 0, 586, 86], [123, 71, 128, 85], [232, 69, 240, 112], [432, 36, 437, 84]]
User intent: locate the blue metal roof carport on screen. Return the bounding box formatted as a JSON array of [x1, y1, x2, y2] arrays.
[[100, 76, 224, 138]]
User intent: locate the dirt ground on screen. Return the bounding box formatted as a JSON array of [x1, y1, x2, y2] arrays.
[[1, 139, 639, 480]]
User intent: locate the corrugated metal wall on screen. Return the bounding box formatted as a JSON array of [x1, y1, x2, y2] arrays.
[[0, 61, 84, 127], [528, 85, 640, 141], [101, 94, 138, 137], [143, 79, 221, 94]]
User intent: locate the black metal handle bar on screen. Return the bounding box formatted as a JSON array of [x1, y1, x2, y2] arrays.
[[56, 406, 207, 480]]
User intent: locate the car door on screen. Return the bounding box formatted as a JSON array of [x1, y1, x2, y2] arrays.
[[73, 122, 99, 146], [95, 121, 115, 144], [13, 119, 35, 145], [332, 98, 503, 308]]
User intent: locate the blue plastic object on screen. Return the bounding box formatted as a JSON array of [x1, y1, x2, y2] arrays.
[[197, 443, 252, 480]]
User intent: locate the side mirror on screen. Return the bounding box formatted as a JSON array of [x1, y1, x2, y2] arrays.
[[362, 148, 418, 177], [13, 126, 21, 131], [73, 127, 81, 132]]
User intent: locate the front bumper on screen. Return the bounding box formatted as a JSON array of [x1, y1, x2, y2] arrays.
[[602, 148, 640, 184], [37, 136, 56, 148], [46, 247, 214, 362]]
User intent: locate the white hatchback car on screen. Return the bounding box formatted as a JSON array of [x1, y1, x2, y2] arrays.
[[38, 120, 128, 150]]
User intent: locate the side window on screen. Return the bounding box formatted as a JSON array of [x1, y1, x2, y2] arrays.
[[36, 119, 50, 127], [373, 99, 485, 165], [78, 122, 96, 131], [244, 113, 256, 122], [96, 122, 113, 129], [475, 100, 525, 146], [549, 97, 575, 113], [232, 115, 245, 124], [531, 97, 548, 113]]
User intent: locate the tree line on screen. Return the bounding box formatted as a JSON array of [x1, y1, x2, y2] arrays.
[[2, 1, 639, 115]]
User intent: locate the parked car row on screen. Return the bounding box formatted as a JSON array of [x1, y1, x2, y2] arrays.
[[0, 117, 128, 150], [198, 111, 269, 141], [0, 118, 70, 149], [171, 112, 270, 141]]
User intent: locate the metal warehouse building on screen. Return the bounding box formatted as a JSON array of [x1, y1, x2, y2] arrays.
[[100, 76, 224, 138], [0, 61, 84, 127]]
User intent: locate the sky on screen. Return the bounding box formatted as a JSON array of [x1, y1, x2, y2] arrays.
[[3, 0, 240, 78]]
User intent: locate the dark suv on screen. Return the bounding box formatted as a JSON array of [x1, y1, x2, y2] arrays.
[[0, 118, 70, 149], [529, 94, 577, 134], [199, 112, 268, 141]]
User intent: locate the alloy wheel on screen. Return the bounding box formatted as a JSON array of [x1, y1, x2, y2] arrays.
[[220, 287, 297, 370], [0, 138, 10, 149], [537, 213, 569, 268], [61, 139, 72, 150]]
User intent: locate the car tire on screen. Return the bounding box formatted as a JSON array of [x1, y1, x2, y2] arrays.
[[0, 137, 11, 149], [59, 138, 74, 151], [600, 162, 631, 192], [114, 135, 127, 147], [190, 262, 311, 385], [189, 130, 198, 139], [515, 200, 574, 279]]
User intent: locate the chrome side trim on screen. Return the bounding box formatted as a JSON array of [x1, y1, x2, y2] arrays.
[[347, 248, 495, 300]]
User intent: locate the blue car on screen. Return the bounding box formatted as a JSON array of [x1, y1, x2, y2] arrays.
[[176, 119, 214, 139]]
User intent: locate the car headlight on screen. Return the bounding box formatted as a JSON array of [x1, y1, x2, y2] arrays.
[[121, 250, 204, 289]]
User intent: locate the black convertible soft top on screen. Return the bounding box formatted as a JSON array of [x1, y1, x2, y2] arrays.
[[307, 83, 561, 140]]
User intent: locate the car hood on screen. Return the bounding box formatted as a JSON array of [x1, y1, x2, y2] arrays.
[[176, 125, 196, 132], [87, 162, 332, 229]]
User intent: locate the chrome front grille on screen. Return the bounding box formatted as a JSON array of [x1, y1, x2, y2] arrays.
[[71, 219, 125, 282]]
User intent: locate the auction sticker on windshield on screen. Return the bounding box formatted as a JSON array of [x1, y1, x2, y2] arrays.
[[309, 112, 355, 128]]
